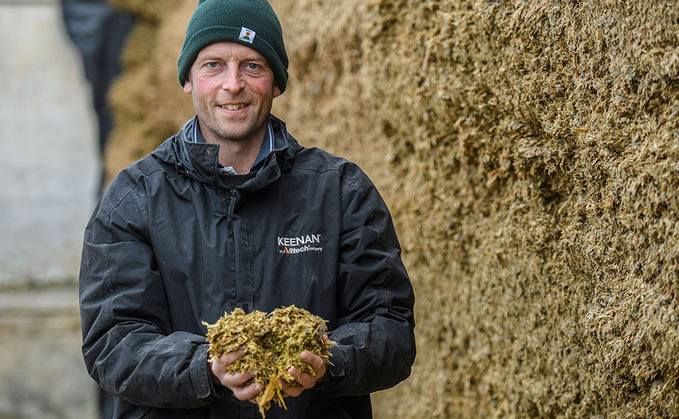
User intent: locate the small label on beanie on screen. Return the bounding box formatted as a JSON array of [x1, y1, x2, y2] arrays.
[[239, 27, 255, 43]]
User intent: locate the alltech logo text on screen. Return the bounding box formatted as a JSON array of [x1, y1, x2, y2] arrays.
[[278, 234, 323, 254]]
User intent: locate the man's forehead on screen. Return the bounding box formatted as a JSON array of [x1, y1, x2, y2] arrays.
[[197, 42, 265, 60]]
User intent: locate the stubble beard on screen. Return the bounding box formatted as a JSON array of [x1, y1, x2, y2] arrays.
[[198, 101, 268, 146]]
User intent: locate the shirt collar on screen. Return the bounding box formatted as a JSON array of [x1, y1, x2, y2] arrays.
[[189, 116, 273, 173]]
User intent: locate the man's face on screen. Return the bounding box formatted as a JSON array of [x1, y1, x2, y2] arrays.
[[184, 42, 281, 145]]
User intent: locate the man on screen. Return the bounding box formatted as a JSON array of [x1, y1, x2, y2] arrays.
[[78, 0, 416, 417]]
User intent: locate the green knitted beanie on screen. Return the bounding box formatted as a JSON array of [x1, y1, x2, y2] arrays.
[[178, 0, 289, 93]]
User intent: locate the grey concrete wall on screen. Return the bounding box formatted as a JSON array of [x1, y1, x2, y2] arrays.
[[0, 287, 97, 418], [0, 1, 99, 417], [0, 1, 99, 288]]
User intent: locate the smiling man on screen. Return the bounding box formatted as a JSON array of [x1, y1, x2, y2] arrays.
[[183, 42, 280, 174], [78, 0, 416, 418]]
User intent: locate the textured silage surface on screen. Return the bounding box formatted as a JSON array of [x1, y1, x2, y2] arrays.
[[105, 0, 195, 183], [366, 0, 679, 417]]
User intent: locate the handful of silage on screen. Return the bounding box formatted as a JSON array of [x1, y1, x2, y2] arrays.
[[203, 305, 333, 416]]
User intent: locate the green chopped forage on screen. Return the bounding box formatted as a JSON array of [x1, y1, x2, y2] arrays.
[[203, 305, 333, 417]]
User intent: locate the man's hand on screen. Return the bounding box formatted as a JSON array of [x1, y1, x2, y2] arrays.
[[280, 349, 328, 398], [210, 348, 264, 401]]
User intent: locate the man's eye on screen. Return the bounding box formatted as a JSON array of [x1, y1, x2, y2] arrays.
[[245, 63, 260, 71], [207, 62, 220, 68]]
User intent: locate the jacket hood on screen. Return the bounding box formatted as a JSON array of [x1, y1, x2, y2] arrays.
[[153, 115, 299, 191]]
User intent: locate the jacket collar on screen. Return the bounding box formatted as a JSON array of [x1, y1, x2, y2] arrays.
[[159, 115, 299, 190]]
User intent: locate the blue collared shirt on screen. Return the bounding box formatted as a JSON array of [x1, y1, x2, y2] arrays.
[[188, 116, 274, 175]]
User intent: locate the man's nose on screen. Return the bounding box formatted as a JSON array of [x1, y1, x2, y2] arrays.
[[220, 67, 245, 92]]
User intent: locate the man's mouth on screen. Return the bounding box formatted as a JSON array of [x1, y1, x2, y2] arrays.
[[219, 103, 247, 110]]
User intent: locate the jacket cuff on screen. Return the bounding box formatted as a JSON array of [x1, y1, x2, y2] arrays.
[[190, 343, 229, 401], [316, 343, 351, 393]]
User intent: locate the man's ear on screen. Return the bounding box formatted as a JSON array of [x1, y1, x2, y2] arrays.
[[183, 77, 193, 94], [273, 85, 282, 98]]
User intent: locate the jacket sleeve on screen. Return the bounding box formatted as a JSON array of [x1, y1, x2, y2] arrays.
[[79, 175, 224, 408], [318, 165, 416, 395]]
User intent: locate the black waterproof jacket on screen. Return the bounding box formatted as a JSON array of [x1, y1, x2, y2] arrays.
[[79, 116, 416, 418]]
